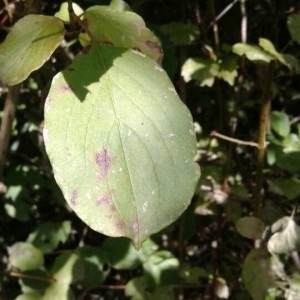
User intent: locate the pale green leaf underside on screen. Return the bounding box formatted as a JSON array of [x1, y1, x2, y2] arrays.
[[83, 6, 163, 63], [0, 15, 64, 85], [44, 45, 200, 247]]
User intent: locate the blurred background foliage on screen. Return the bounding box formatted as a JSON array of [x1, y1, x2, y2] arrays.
[[1, 0, 300, 299]]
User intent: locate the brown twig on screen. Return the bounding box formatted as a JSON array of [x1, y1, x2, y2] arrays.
[[10, 271, 56, 283], [0, 85, 20, 191], [211, 130, 260, 148]]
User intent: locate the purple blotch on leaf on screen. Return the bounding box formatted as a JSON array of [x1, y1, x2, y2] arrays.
[[96, 189, 115, 206], [58, 84, 71, 92], [95, 148, 114, 179], [70, 190, 78, 206]]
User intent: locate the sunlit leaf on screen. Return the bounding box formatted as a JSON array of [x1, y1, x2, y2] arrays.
[[181, 58, 219, 87], [8, 242, 44, 271], [15, 293, 43, 300], [83, 6, 163, 63], [232, 43, 273, 63], [271, 111, 290, 138], [54, 2, 84, 23], [44, 45, 200, 248], [143, 250, 180, 284], [268, 217, 300, 255], [259, 38, 287, 65], [0, 15, 64, 85]]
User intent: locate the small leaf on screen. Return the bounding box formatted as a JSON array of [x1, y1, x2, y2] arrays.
[[83, 6, 163, 63], [160, 22, 199, 45], [287, 13, 300, 45], [143, 250, 180, 284], [271, 178, 300, 200], [0, 15, 64, 85], [109, 0, 132, 12], [232, 43, 273, 63], [268, 217, 300, 255], [181, 58, 219, 87], [27, 221, 71, 253], [271, 111, 290, 137], [8, 242, 44, 271], [242, 248, 275, 300], [217, 57, 238, 86], [44, 45, 200, 248], [236, 216, 265, 239], [101, 237, 157, 270], [15, 293, 43, 300], [54, 2, 84, 23], [276, 151, 300, 173], [215, 278, 230, 299], [259, 38, 287, 65], [125, 276, 153, 299]]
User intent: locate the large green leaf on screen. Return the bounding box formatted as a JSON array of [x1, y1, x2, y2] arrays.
[[83, 6, 163, 63], [0, 15, 64, 86], [44, 45, 200, 248], [232, 43, 273, 63]]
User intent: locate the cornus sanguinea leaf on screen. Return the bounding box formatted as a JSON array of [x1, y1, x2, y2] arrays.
[[43, 45, 200, 248]]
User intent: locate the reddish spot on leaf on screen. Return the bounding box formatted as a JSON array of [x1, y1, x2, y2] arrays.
[[96, 189, 115, 206], [58, 84, 71, 92], [70, 190, 78, 206], [145, 40, 163, 64], [132, 220, 139, 235], [95, 148, 114, 180]]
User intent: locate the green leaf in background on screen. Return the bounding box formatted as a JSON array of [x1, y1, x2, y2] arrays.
[[232, 43, 273, 63], [259, 38, 287, 65], [160, 22, 199, 45], [27, 221, 71, 253], [8, 242, 44, 271], [101, 237, 158, 269], [54, 2, 84, 23], [268, 217, 300, 255], [83, 6, 163, 63], [43, 253, 81, 300], [276, 151, 300, 174], [181, 58, 219, 87], [271, 178, 300, 200], [44, 44, 200, 248], [75, 246, 110, 286], [287, 13, 300, 45], [143, 250, 180, 285], [242, 248, 276, 300], [15, 293, 43, 300], [218, 57, 238, 86], [109, 0, 132, 12], [236, 216, 265, 239], [0, 15, 64, 85], [271, 111, 290, 138]]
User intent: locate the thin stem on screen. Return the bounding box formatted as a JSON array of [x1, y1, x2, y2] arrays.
[[0, 85, 20, 188], [240, 0, 247, 43], [254, 61, 275, 216], [10, 272, 56, 283], [211, 130, 260, 148], [209, 0, 220, 53]]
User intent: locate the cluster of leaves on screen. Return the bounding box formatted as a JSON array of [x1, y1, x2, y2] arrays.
[[1, 0, 300, 299]]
